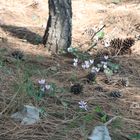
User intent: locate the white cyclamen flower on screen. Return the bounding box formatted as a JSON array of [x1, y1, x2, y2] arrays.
[[73, 62, 78, 67], [82, 64, 86, 69], [73, 58, 78, 63], [85, 60, 89, 65], [78, 101, 88, 111], [38, 79, 45, 85], [84, 61, 90, 68], [101, 61, 107, 66], [103, 65, 107, 69], [104, 55, 109, 60], [45, 84, 51, 90], [89, 59, 94, 64], [91, 67, 100, 73]]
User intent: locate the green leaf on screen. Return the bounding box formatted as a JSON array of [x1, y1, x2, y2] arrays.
[[101, 114, 108, 123], [107, 62, 119, 72], [95, 106, 102, 113], [97, 64, 102, 68], [96, 31, 105, 39], [104, 68, 113, 76], [129, 134, 140, 139], [83, 114, 94, 122], [67, 47, 78, 53]]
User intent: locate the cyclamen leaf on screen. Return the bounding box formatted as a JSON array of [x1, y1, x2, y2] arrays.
[[107, 62, 119, 72], [96, 31, 105, 39], [104, 68, 113, 76]]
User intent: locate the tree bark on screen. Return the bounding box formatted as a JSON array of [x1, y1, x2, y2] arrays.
[[43, 0, 72, 53]]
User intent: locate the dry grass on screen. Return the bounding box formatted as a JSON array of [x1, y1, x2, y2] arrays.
[[0, 0, 140, 140]]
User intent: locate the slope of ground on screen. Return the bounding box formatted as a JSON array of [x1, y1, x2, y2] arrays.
[[0, 0, 140, 140]]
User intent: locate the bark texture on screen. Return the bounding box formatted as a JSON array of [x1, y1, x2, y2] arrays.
[[43, 0, 72, 53]]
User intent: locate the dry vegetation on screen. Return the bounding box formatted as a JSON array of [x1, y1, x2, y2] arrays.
[[0, 0, 140, 140]]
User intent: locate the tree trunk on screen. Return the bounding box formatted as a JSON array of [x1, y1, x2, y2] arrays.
[[43, 0, 72, 53]]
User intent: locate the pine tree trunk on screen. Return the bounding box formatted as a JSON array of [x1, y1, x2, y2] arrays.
[[43, 0, 72, 53]]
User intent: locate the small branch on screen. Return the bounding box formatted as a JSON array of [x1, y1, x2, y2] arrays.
[[91, 24, 106, 40], [104, 116, 118, 126], [85, 42, 97, 52]]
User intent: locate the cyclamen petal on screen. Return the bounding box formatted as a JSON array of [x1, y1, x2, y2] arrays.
[[82, 64, 86, 69], [104, 55, 109, 60], [38, 79, 45, 85], [78, 101, 87, 106], [79, 102, 88, 111], [101, 61, 107, 65], [73, 62, 78, 67], [85, 64, 90, 68], [73, 58, 78, 63], [89, 59, 94, 64], [79, 105, 87, 109], [85, 61, 89, 65], [45, 84, 51, 90], [91, 67, 100, 73], [103, 65, 107, 69]]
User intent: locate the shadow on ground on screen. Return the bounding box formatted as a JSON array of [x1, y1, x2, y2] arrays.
[[0, 24, 43, 45]]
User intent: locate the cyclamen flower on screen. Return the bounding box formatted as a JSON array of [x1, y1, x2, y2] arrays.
[[38, 79, 45, 85], [73, 58, 78, 63], [85, 60, 89, 65], [89, 59, 94, 64], [73, 62, 78, 67], [103, 65, 107, 69], [73, 58, 78, 67], [91, 67, 100, 73], [45, 84, 51, 90], [82, 64, 86, 69], [78, 101, 88, 111], [104, 55, 109, 60], [82, 61, 90, 69], [101, 61, 107, 66]]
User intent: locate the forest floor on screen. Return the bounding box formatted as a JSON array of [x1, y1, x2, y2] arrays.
[[0, 0, 140, 140]]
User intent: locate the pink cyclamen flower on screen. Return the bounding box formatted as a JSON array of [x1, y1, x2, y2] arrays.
[[38, 79, 45, 85], [78, 101, 88, 111]]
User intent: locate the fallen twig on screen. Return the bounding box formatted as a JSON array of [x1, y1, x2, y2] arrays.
[[91, 24, 106, 40], [0, 87, 21, 116], [85, 42, 97, 52]]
